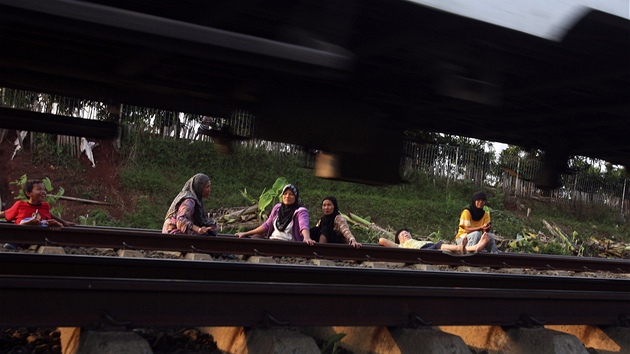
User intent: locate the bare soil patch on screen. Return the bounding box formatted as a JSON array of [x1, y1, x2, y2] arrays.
[[1, 131, 132, 222]]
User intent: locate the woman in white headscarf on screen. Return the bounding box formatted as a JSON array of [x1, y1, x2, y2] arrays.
[[162, 173, 216, 235]]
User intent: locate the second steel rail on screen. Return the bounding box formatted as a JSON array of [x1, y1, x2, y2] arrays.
[[1, 223, 628, 273]]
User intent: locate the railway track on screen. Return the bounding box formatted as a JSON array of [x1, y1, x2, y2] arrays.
[[0, 223, 629, 329], [1, 223, 629, 273], [0, 252, 627, 292]]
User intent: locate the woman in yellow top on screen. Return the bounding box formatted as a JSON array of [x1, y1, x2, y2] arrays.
[[455, 191, 498, 253]]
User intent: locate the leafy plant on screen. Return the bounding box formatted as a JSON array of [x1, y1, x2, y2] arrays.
[[508, 229, 580, 256], [11, 174, 65, 205], [10, 174, 66, 217], [508, 231, 541, 253], [240, 177, 288, 220]]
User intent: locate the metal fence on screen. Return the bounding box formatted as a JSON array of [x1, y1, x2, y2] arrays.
[[401, 141, 493, 185], [2, 88, 628, 216], [403, 143, 630, 216]]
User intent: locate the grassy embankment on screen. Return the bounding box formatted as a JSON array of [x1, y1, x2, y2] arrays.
[[82, 138, 630, 256]]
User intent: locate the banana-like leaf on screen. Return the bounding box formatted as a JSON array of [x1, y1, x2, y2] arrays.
[[271, 177, 288, 193], [239, 188, 257, 205], [258, 192, 274, 213]]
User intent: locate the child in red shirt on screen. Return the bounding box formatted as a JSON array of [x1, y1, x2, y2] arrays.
[[0, 179, 73, 227]]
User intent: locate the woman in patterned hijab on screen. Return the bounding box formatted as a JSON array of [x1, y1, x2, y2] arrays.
[[162, 173, 215, 235]]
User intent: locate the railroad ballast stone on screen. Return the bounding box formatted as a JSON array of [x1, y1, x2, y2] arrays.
[[302, 326, 473, 354], [546, 325, 630, 353], [57, 327, 221, 354], [247, 256, 276, 264], [205, 325, 630, 354], [117, 249, 144, 258], [310, 259, 335, 267], [185, 252, 213, 261], [201, 327, 321, 354], [75, 330, 152, 354], [363, 261, 406, 268], [37, 246, 66, 255], [440, 326, 600, 354]]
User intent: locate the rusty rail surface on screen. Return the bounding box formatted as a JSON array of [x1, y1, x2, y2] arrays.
[[1, 223, 628, 273]]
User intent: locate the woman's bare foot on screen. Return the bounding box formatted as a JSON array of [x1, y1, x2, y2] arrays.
[[459, 237, 467, 254], [475, 233, 490, 252]]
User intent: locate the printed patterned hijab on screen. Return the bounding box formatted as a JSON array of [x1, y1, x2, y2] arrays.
[[165, 173, 210, 226]]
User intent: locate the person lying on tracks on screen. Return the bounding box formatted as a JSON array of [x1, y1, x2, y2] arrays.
[[162, 173, 217, 236], [454, 191, 498, 253], [0, 179, 74, 228], [235, 184, 315, 245], [379, 228, 467, 254], [310, 196, 361, 248]]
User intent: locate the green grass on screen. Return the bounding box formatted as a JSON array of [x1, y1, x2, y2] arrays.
[[102, 138, 630, 255]]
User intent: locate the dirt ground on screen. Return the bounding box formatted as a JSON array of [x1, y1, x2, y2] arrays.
[[1, 130, 131, 222]]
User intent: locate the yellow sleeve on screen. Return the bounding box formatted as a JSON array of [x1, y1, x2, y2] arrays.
[[456, 209, 472, 239]]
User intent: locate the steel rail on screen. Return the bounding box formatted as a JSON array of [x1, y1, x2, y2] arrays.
[[1, 253, 628, 293], [1, 275, 628, 328], [1, 223, 629, 273]]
